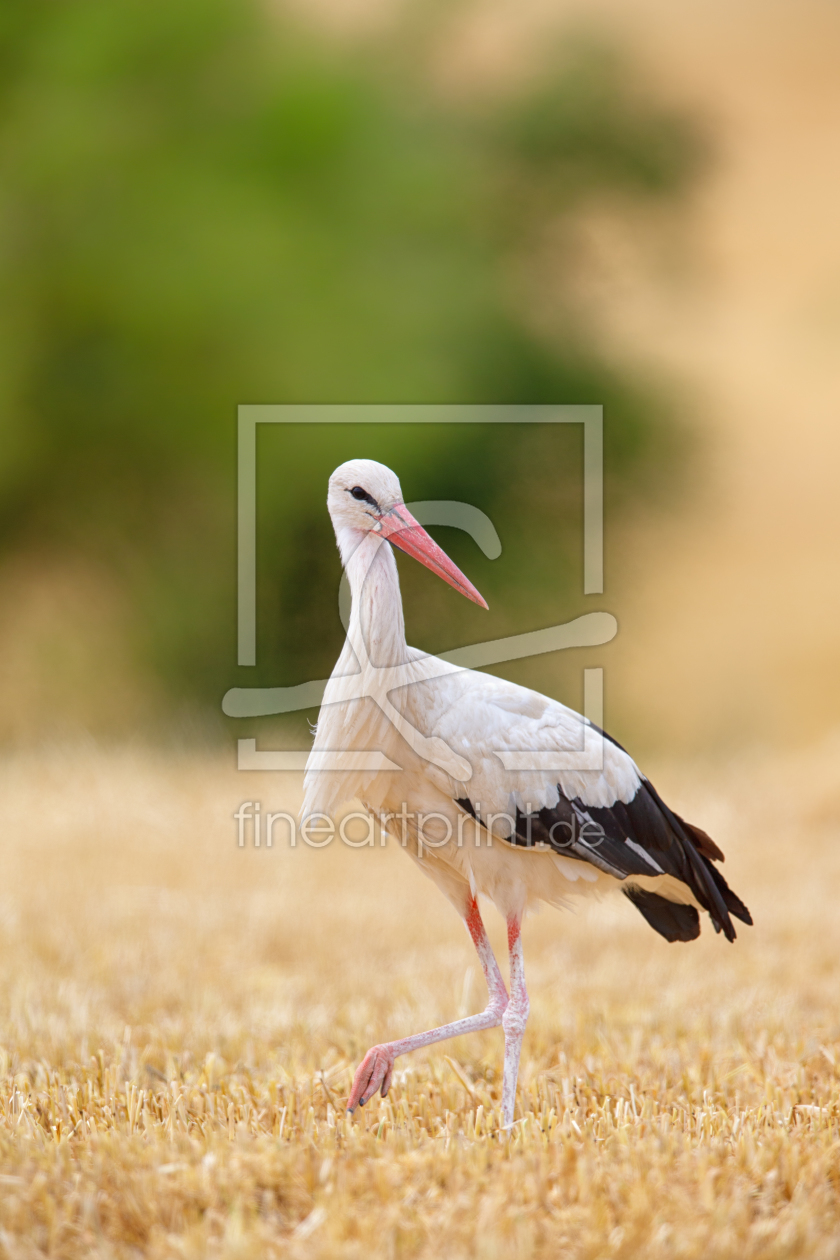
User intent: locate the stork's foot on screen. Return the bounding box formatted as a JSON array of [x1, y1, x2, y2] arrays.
[[347, 1044, 396, 1111]]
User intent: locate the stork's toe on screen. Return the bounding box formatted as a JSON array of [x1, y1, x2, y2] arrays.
[[347, 1045, 395, 1112]]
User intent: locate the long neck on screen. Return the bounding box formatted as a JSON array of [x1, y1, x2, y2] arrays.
[[338, 526, 408, 668]]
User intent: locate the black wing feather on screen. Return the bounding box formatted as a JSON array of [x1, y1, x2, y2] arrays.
[[623, 887, 700, 942], [456, 772, 752, 944]]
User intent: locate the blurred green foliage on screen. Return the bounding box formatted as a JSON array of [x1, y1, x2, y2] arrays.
[[0, 0, 704, 729]]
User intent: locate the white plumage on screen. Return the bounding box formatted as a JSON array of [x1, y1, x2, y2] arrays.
[[304, 458, 751, 1127]]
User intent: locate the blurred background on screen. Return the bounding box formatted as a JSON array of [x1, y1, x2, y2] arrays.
[[3, 5, 840, 1239], [1, 0, 838, 758]]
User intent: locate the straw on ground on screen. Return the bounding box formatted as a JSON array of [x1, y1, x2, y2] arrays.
[[0, 742, 839, 1258]]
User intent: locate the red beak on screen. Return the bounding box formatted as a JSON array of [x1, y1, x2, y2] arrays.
[[380, 504, 489, 610]]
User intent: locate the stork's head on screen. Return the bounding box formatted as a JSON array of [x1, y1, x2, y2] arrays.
[[328, 458, 488, 609]]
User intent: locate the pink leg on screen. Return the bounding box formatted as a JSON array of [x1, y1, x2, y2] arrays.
[[501, 915, 529, 1129], [347, 898, 509, 1112]]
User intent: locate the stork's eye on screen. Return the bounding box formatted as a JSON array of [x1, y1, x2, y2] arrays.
[[349, 486, 378, 507]]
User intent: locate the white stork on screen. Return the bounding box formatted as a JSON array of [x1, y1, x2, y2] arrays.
[[303, 458, 751, 1129]]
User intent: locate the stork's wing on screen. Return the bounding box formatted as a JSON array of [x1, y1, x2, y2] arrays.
[[458, 763, 751, 941], [425, 671, 752, 942]]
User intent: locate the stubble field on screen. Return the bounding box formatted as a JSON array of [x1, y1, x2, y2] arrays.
[[1, 739, 840, 1258]]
